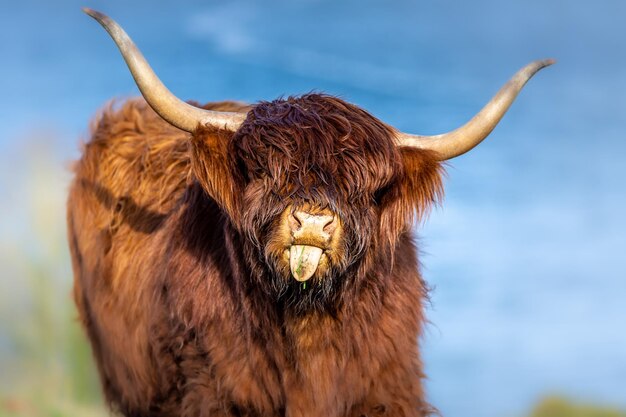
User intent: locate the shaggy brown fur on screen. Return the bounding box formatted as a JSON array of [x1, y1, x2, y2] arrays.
[[68, 94, 444, 417]]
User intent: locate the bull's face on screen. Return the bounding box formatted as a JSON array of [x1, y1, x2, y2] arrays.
[[84, 8, 553, 309], [192, 95, 443, 309]]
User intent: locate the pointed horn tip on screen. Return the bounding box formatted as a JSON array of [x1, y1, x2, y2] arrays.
[[538, 58, 557, 68], [82, 7, 107, 22], [525, 58, 555, 77]]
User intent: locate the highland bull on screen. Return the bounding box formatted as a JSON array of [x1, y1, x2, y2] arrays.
[[68, 8, 553, 417]]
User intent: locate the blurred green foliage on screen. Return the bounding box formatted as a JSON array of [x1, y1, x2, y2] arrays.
[[529, 397, 626, 417], [0, 138, 107, 417]]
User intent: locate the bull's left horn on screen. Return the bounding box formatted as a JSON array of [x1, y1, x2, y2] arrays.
[[83, 8, 246, 133], [396, 59, 555, 160]]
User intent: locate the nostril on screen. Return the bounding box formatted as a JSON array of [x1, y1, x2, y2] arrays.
[[322, 216, 336, 234], [289, 211, 302, 231]]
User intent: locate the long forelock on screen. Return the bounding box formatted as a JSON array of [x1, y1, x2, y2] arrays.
[[232, 93, 402, 200]]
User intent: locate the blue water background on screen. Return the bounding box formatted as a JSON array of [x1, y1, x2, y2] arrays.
[[1, 1, 625, 416]]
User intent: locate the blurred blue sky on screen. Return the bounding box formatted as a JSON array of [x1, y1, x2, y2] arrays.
[[1, 1, 625, 417]]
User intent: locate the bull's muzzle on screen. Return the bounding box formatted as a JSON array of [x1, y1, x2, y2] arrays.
[[288, 210, 337, 282]]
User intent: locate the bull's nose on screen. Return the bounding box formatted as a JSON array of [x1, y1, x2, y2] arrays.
[[290, 210, 337, 241], [287, 209, 338, 281]]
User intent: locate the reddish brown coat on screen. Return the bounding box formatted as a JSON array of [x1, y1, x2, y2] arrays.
[[68, 94, 443, 417]]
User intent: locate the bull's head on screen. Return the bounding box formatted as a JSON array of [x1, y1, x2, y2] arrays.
[[85, 9, 553, 311]]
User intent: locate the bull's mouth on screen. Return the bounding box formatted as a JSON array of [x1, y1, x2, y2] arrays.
[[289, 244, 323, 282]]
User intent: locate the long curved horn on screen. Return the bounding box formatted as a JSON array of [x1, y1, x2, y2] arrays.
[[396, 59, 555, 160], [83, 8, 246, 133]]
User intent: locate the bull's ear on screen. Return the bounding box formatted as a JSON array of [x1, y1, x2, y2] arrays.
[[190, 125, 243, 220], [379, 148, 444, 246]]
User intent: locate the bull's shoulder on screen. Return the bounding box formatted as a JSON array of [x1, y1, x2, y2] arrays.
[[73, 98, 250, 213], [72, 98, 192, 222]]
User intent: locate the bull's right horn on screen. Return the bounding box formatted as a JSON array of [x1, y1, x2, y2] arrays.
[[396, 59, 555, 160], [83, 8, 246, 133]]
